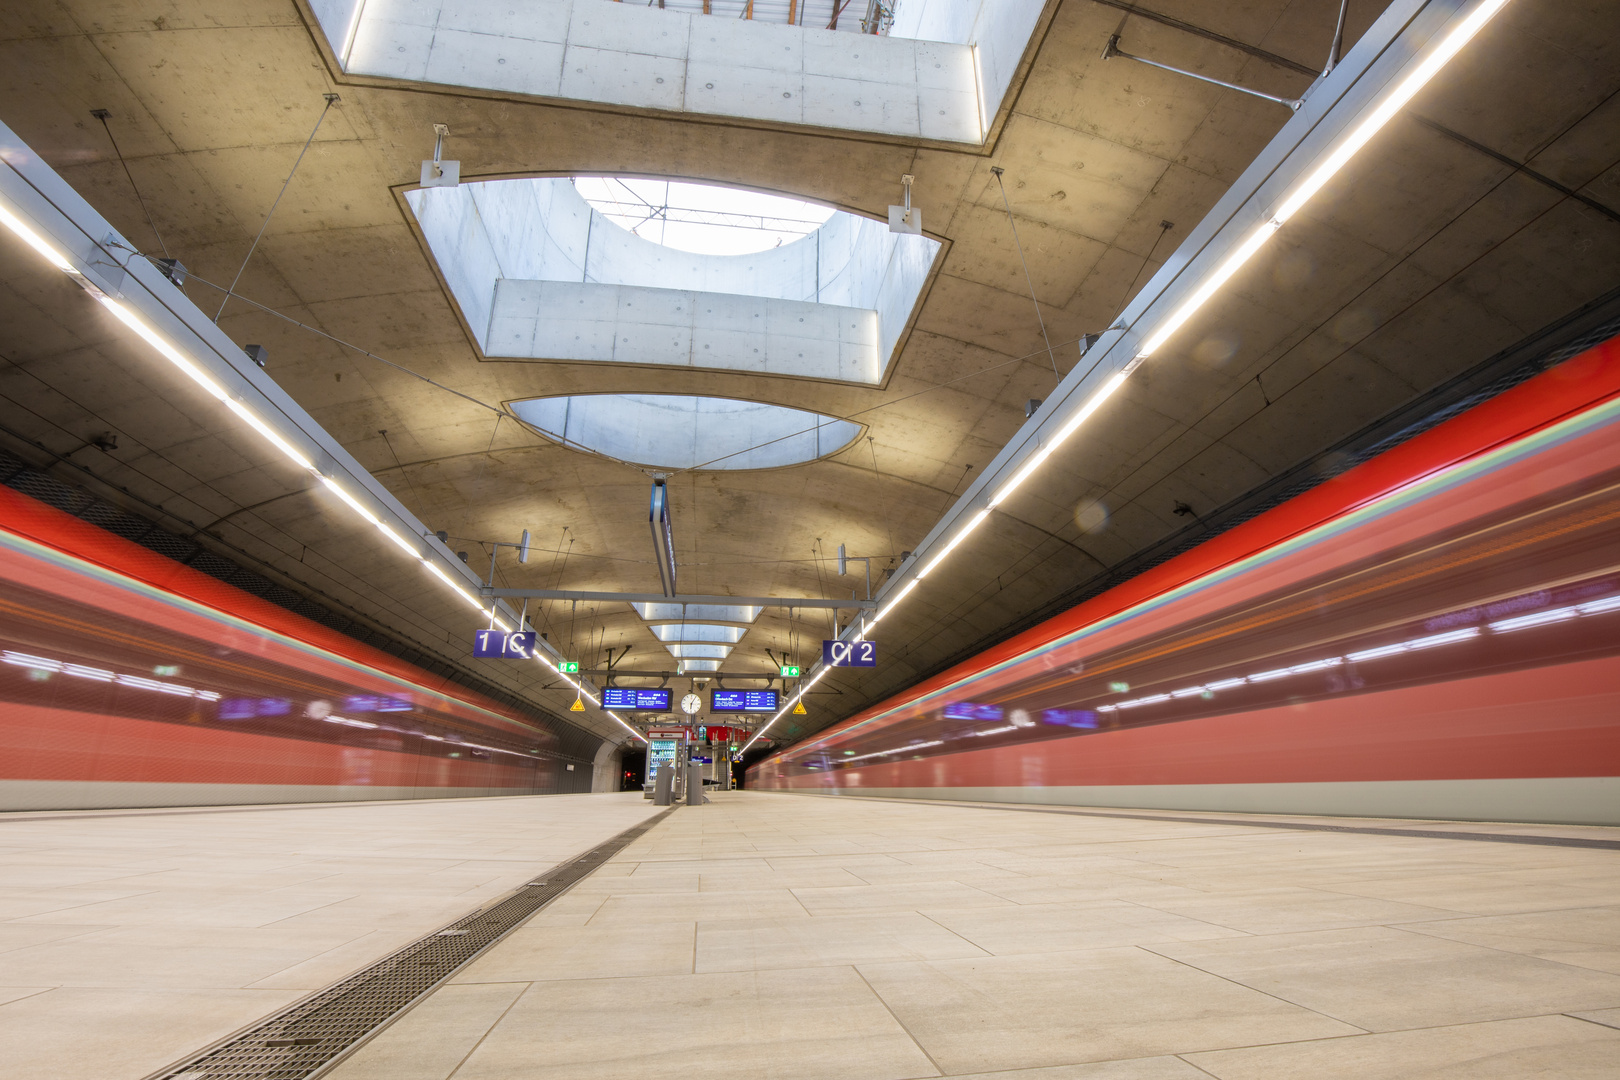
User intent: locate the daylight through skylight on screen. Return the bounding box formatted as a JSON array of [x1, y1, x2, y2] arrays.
[[572, 177, 836, 256]]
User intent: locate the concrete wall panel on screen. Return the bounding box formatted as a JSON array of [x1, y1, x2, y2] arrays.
[[327, 0, 987, 143]]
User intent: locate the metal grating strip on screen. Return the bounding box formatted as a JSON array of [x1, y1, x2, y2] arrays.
[[144, 807, 676, 1080]]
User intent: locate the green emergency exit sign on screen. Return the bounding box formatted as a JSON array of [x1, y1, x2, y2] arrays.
[[560, 661, 580, 674], [780, 665, 801, 678]]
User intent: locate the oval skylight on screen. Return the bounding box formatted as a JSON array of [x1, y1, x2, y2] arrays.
[[511, 395, 861, 471], [572, 177, 835, 255]]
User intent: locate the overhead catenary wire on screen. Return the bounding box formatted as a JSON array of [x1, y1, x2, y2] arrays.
[[91, 110, 169, 259], [990, 166, 1062, 382], [216, 94, 339, 322]]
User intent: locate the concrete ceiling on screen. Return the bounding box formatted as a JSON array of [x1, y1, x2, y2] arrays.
[[1, 0, 1617, 753]]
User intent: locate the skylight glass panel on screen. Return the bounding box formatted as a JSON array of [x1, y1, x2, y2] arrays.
[[633, 603, 762, 624], [679, 659, 723, 672], [665, 644, 734, 660], [650, 623, 748, 644], [573, 177, 835, 255]]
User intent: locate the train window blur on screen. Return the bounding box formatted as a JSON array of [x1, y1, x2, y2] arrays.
[[0, 569, 557, 770], [771, 409, 1620, 778]]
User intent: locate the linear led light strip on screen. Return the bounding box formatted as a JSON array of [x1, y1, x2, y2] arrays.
[[3, 649, 222, 701], [1093, 598, 1620, 711], [0, 193, 651, 747], [745, 0, 1514, 755]]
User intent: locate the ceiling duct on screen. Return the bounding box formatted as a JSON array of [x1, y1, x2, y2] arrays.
[[650, 479, 677, 598]]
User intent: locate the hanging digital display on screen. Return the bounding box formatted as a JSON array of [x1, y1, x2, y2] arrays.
[[710, 689, 779, 712], [600, 687, 673, 711]]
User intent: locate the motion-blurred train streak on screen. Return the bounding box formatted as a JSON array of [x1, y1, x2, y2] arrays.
[[0, 486, 591, 811], [751, 334, 1620, 824]]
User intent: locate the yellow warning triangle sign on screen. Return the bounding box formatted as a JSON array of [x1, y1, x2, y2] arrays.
[[792, 701, 807, 715], [569, 698, 585, 712]]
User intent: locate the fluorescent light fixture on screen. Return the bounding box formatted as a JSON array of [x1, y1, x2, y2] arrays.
[[917, 509, 990, 578], [0, 200, 75, 271], [990, 372, 1129, 507], [1203, 677, 1247, 691], [1489, 608, 1576, 633], [375, 521, 421, 560], [1405, 627, 1480, 650], [1274, 0, 1514, 224], [96, 296, 228, 402], [1137, 221, 1281, 358], [222, 399, 313, 470], [319, 477, 380, 524], [1347, 642, 1408, 662]]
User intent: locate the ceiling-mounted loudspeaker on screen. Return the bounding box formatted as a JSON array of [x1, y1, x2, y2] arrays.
[[888, 173, 921, 235], [518, 528, 531, 564], [420, 123, 459, 188]]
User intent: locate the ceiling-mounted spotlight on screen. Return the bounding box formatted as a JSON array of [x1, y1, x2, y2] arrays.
[[888, 173, 921, 235], [420, 123, 459, 188]]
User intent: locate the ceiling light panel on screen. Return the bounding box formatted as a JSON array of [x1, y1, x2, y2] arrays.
[[650, 624, 748, 644], [665, 644, 734, 660], [633, 603, 762, 624]]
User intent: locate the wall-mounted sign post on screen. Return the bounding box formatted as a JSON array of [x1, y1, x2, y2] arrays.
[[823, 639, 877, 667]]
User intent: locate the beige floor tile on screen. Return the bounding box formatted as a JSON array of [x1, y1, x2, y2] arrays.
[[0, 986, 301, 1080], [696, 911, 989, 972], [588, 888, 807, 924], [451, 921, 695, 983], [0, 987, 51, 1008], [1152, 925, 1620, 1030], [856, 947, 1358, 1074], [248, 928, 427, 990], [1129, 885, 1461, 934], [792, 880, 1017, 916], [325, 983, 527, 1080], [1319, 871, 1617, 915], [1395, 905, 1620, 973], [925, 900, 1247, 955], [1185, 1013, 1620, 1078], [452, 967, 939, 1080], [1569, 1007, 1620, 1030], [942, 1059, 1212, 1079]]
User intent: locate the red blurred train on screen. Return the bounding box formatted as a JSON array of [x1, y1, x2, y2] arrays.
[[751, 334, 1620, 825], [0, 485, 596, 811]]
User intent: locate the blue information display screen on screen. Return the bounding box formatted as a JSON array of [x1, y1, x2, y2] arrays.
[[600, 687, 673, 711], [710, 689, 779, 712]]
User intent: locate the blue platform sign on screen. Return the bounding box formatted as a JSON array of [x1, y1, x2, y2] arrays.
[[823, 639, 877, 667], [473, 630, 537, 658]]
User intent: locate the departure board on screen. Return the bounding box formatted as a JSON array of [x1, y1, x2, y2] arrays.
[[710, 689, 779, 712], [600, 687, 673, 711]]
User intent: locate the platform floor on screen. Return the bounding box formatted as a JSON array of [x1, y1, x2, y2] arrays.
[[327, 791, 1620, 1080], [0, 793, 663, 1080]]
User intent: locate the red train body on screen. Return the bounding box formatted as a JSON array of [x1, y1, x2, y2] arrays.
[[750, 335, 1620, 824], [0, 486, 593, 810]]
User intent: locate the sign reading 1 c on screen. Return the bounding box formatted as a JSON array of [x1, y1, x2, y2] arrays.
[[473, 630, 536, 658], [823, 639, 877, 667]]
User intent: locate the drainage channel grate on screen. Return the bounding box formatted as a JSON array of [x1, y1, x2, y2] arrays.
[[147, 807, 676, 1080]]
